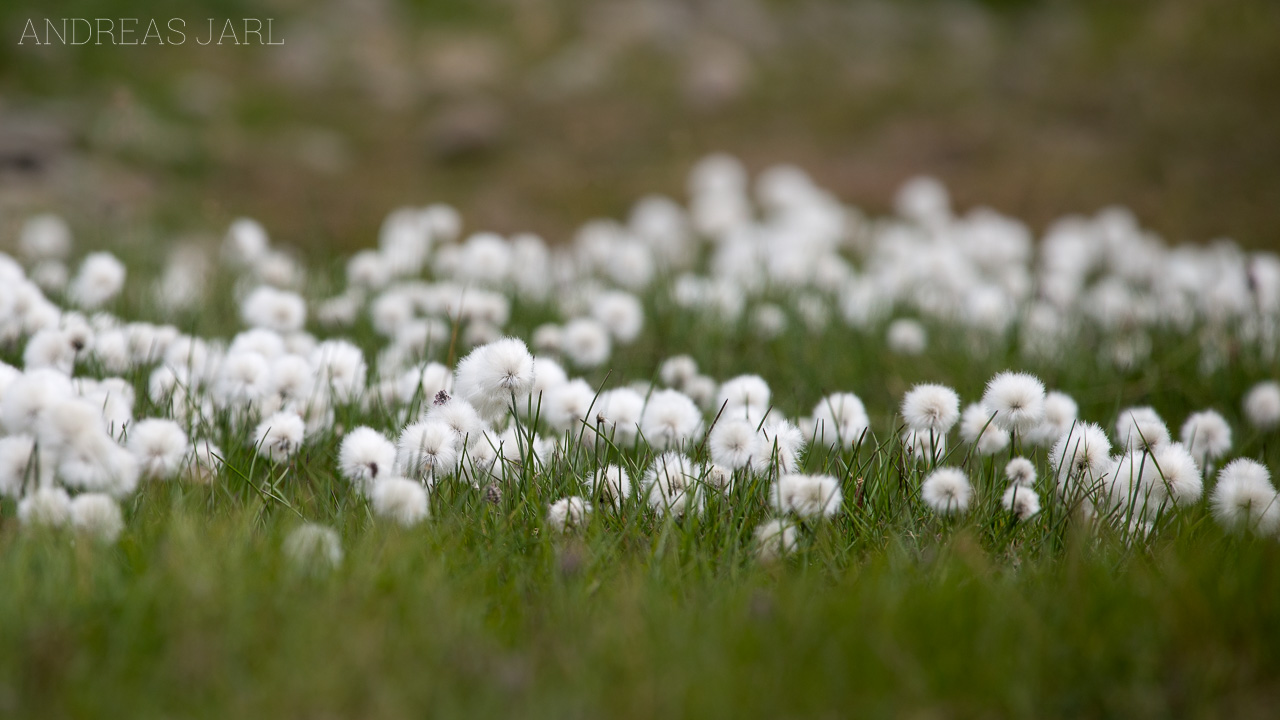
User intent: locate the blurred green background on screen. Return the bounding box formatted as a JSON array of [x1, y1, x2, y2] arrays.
[[2, 0, 1278, 255]]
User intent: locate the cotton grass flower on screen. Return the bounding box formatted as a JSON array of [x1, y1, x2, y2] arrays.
[[1115, 407, 1170, 451], [640, 389, 703, 450], [886, 318, 927, 355], [68, 252, 126, 309], [901, 383, 960, 436], [69, 493, 125, 543], [771, 473, 842, 519], [1027, 391, 1078, 446], [591, 464, 632, 506], [810, 392, 869, 449], [1001, 484, 1041, 520], [546, 496, 593, 533], [959, 403, 1010, 455], [18, 486, 73, 528], [127, 419, 190, 480], [453, 337, 536, 422], [981, 371, 1045, 434], [716, 375, 771, 416], [643, 452, 700, 517], [1243, 381, 1280, 431], [1049, 422, 1112, 497], [253, 411, 306, 462], [755, 518, 798, 562], [921, 467, 972, 516], [395, 420, 459, 483], [241, 286, 306, 333], [1005, 457, 1036, 487], [709, 418, 761, 471], [1179, 410, 1232, 466], [370, 477, 429, 526], [1210, 459, 1278, 534], [561, 318, 612, 369], [338, 426, 397, 490], [283, 523, 343, 571]]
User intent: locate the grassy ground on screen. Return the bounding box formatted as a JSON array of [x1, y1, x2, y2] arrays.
[[2, 267, 1279, 716]]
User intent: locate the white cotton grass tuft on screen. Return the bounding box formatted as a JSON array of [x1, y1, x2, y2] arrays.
[[1005, 457, 1036, 488], [590, 464, 632, 506], [771, 473, 842, 519], [981, 371, 1045, 434], [370, 477, 429, 527], [755, 518, 798, 562], [1114, 407, 1170, 451], [19, 486, 74, 528], [338, 426, 397, 490], [283, 523, 343, 571], [0, 435, 51, 498], [640, 389, 703, 451], [921, 467, 972, 515], [1179, 410, 1232, 466], [126, 419, 190, 480], [658, 355, 699, 389], [708, 418, 761, 471], [809, 393, 869, 449], [1242, 381, 1280, 431], [253, 410, 306, 462], [453, 337, 536, 422], [1027, 391, 1078, 447], [959, 403, 1010, 456], [886, 318, 927, 355], [1001, 484, 1041, 521], [1210, 459, 1278, 534], [560, 317, 612, 369], [716, 375, 771, 416], [546, 496, 593, 533], [901, 383, 960, 436], [1049, 422, 1112, 497], [241, 286, 307, 333], [69, 493, 125, 542], [68, 252, 126, 309], [395, 420, 459, 484], [643, 452, 701, 517]]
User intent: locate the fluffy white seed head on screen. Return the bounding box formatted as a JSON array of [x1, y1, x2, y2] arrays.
[[370, 477, 429, 527], [338, 426, 397, 490], [1005, 457, 1037, 488], [395, 420, 459, 483], [591, 464, 632, 506], [127, 419, 191, 480], [453, 337, 536, 422], [771, 473, 842, 519], [1027, 391, 1078, 446], [18, 486, 73, 528], [561, 318, 612, 369], [1049, 422, 1113, 497], [640, 389, 704, 451], [960, 403, 1010, 456], [546, 496, 593, 533], [1115, 407, 1170, 451], [1211, 459, 1278, 534], [69, 493, 125, 542], [1180, 410, 1232, 464], [901, 383, 961, 436], [1243, 381, 1280, 431], [253, 411, 306, 462], [283, 523, 343, 571], [921, 467, 972, 516], [69, 252, 126, 309], [755, 518, 799, 562], [1001, 484, 1041, 520], [716, 375, 771, 416], [643, 452, 701, 517], [981, 371, 1045, 434], [709, 419, 761, 471], [810, 393, 869, 449]]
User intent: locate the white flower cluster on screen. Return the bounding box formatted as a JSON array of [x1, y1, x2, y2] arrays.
[[4, 155, 1280, 562]]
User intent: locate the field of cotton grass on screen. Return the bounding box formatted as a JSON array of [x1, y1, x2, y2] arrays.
[[3, 155, 1280, 717]]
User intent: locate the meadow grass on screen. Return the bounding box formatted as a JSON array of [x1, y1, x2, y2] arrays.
[[2, 255, 1278, 718]]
